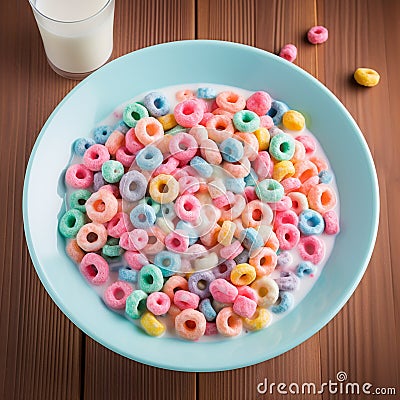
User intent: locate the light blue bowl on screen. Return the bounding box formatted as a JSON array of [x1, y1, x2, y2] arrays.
[[23, 40, 379, 372]]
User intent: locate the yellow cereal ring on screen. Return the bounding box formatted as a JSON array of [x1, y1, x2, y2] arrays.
[[243, 307, 272, 330], [149, 174, 179, 204], [230, 263, 256, 286], [273, 160, 295, 182], [157, 113, 177, 131], [140, 311, 166, 336], [250, 276, 279, 307], [354, 68, 380, 87], [282, 110, 305, 131], [217, 220, 236, 246], [253, 127, 270, 151]]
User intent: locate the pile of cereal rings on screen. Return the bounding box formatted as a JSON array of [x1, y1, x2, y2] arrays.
[[59, 86, 340, 340]]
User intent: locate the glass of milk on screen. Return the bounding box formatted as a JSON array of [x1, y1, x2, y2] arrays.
[[28, 0, 115, 79]]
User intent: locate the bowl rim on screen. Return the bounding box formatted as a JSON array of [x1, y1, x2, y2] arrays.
[[23, 39, 379, 372]]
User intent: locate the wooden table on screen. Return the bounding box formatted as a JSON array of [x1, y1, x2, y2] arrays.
[[1, 1, 399, 399]]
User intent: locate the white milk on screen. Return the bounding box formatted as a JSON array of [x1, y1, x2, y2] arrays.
[[32, 0, 114, 74]]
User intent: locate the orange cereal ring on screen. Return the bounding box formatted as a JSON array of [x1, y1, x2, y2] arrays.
[[223, 157, 251, 178], [105, 130, 125, 156], [307, 184, 337, 214], [134, 117, 164, 145], [206, 115, 235, 136], [200, 138, 223, 165], [242, 200, 273, 228], [200, 225, 221, 247], [66, 239, 85, 263], [249, 247, 277, 277], [216, 306, 243, 336], [216, 91, 246, 113], [291, 140, 306, 163], [86, 189, 118, 223], [264, 230, 279, 252], [234, 131, 259, 161], [163, 275, 189, 300], [309, 156, 329, 173], [212, 108, 234, 118], [76, 222, 108, 252], [293, 160, 318, 183], [175, 309, 206, 340], [219, 194, 246, 221], [298, 175, 319, 195]]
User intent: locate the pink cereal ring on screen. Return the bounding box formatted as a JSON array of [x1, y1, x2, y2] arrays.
[[65, 163, 94, 189], [276, 223, 301, 250], [209, 279, 238, 303], [129, 229, 149, 251], [219, 240, 244, 260], [310, 156, 329, 173], [213, 191, 235, 209], [174, 99, 204, 128], [288, 191, 309, 214], [281, 177, 302, 194], [308, 184, 337, 214], [83, 144, 110, 171], [165, 229, 189, 253], [249, 247, 277, 277], [296, 135, 316, 156], [242, 200, 273, 228], [103, 281, 133, 310], [174, 194, 201, 222], [178, 175, 200, 195], [323, 210, 340, 235], [176, 89, 195, 102], [205, 321, 218, 336], [124, 251, 148, 270], [223, 157, 251, 179], [188, 125, 208, 144], [307, 25, 328, 44], [206, 115, 235, 136], [274, 209, 299, 227], [119, 232, 137, 251], [154, 156, 180, 176], [174, 290, 200, 310], [146, 292, 171, 316], [233, 295, 257, 318], [169, 132, 198, 162], [244, 186, 257, 202], [237, 285, 258, 303], [116, 146, 135, 168], [101, 184, 120, 198], [105, 130, 125, 156], [125, 128, 144, 154], [85, 189, 118, 224], [220, 194, 246, 221], [246, 91, 272, 116], [279, 44, 297, 62], [79, 253, 109, 285], [260, 115, 274, 129], [172, 168, 189, 180], [199, 112, 214, 126], [235, 131, 259, 161], [175, 309, 206, 340], [216, 91, 246, 113], [291, 140, 306, 163], [76, 222, 107, 252], [253, 151, 273, 179], [212, 108, 234, 118], [200, 138, 223, 165], [268, 195, 292, 212], [298, 175, 320, 195], [293, 160, 318, 183], [216, 306, 242, 337], [163, 275, 189, 300], [298, 235, 325, 264], [143, 226, 166, 255], [66, 239, 85, 264], [107, 212, 132, 238], [135, 117, 164, 145]]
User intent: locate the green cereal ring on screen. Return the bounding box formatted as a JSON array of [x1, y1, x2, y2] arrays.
[[255, 179, 284, 203], [139, 264, 164, 293], [232, 110, 260, 132], [123, 102, 149, 128], [101, 160, 124, 183], [69, 189, 91, 213], [126, 290, 148, 319], [165, 124, 187, 135], [139, 196, 161, 215], [102, 237, 124, 258], [269, 133, 295, 161], [59, 209, 85, 238]]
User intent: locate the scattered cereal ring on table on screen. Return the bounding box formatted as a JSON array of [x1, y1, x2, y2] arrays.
[[354, 68, 380, 87], [307, 25, 328, 44], [279, 44, 297, 62]]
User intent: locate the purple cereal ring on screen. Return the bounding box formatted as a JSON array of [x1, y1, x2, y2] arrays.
[[212, 259, 235, 280], [298, 235, 325, 264], [276, 223, 300, 250], [277, 251, 293, 267], [275, 271, 299, 291], [65, 164, 93, 189], [80, 253, 109, 285], [188, 271, 215, 299]]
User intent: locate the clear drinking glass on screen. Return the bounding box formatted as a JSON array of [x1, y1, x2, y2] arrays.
[[28, 0, 115, 79]]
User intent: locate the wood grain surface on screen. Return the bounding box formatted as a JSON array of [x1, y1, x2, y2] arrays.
[[0, 0, 398, 399]]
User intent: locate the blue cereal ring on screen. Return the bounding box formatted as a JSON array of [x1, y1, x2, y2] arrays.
[[130, 203, 157, 229], [225, 177, 245, 193], [113, 119, 130, 134], [119, 170, 147, 202], [275, 271, 299, 291], [125, 290, 148, 319], [255, 178, 284, 202], [119, 266, 138, 283], [73, 137, 96, 156], [319, 169, 333, 184], [154, 251, 181, 277], [219, 138, 244, 163], [176, 221, 198, 245], [232, 110, 260, 132], [69, 189, 91, 213], [140, 197, 161, 215], [199, 298, 217, 321], [101, 160, 124, 183], [93, 125, 113, 144], [190, 156, 213, 178], [296, 261, 315, 277], [143, 92, 170, 117], [269, 133, 295, 161], [298, 209, 325, 235], [271, 291, 293, 313], [197, 87, 217, 99], [239, 228, 263, 251], [267, 100, 289, 125], [123, 103, 149, 128], [136, 146, 163, 171], [244, 168, 258, 186], [188, 271, 215, 299], [138, 264, 164, 293]]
